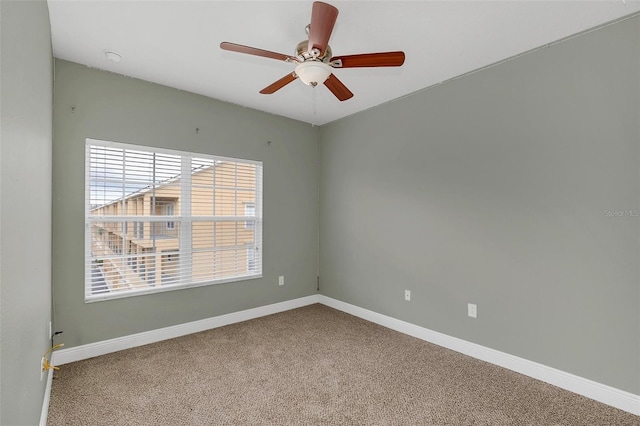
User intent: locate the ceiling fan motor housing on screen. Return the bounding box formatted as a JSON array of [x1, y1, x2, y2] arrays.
[[295, 40, 332, 62]]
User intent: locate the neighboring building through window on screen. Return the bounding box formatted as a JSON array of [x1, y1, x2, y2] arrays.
[[164, 202, 175, 230], [86, 139, 263, 301]]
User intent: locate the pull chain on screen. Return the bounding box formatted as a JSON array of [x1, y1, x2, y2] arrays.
[[313, 85, 317, 116]]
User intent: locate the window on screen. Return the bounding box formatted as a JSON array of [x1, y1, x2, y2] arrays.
[[164, 203, 175, 230], [86, 139, 263, 301], [246, 244, 256, 272], [244, 203, 256, 229]]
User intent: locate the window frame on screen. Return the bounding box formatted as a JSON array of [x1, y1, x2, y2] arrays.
[[85, 138, 263, 302]]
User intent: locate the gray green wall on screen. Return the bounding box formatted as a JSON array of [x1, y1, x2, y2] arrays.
[[0, 1, 53, 424], [319, 16, 640, 394], [52, 60, 319, 348]]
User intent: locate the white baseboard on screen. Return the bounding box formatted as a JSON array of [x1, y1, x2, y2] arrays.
[[52, 295, 320, 366], [48, 293, 639, 417], [318, 295, 640, 416], [39, 367, 53, 426]]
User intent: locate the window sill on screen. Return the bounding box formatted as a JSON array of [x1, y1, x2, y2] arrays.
[[85, 274, 263, 303]]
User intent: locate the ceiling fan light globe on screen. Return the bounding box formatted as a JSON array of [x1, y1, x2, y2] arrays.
[[295, 61, 332, 87]]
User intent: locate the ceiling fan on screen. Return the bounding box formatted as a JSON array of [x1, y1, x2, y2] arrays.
[[220, 1, 405, 101]]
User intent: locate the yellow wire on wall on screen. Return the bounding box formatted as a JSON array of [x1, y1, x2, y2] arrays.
[[42, 343, 64, 372]]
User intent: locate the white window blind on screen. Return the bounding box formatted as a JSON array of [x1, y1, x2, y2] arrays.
[[85, 138, 263, 302]]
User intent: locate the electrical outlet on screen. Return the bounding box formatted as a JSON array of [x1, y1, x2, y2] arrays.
[[468, 303, 477, 318], [404, 290, 411, 301], [278, 276, 284, 286]]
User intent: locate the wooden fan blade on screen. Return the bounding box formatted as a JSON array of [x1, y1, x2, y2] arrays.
[[323, 74, 353, 101], [331, 51, 405, 68], [307, 2, 338, 57], [260, 73, 298, 94], [220, 42, 297, 62]]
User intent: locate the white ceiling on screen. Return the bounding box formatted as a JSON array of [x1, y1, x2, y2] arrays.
[[48, 1, 639, 126]]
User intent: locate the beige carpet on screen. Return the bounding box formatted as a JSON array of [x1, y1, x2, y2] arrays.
[[48, 304, 638, 425]]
